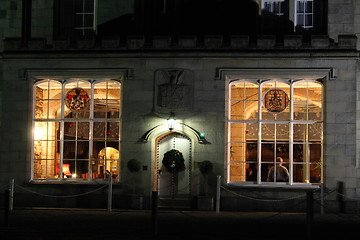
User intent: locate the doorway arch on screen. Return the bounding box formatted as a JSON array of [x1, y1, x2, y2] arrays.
[[154, 132, 192, 199]]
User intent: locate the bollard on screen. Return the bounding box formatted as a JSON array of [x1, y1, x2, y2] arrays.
[[9, 179, 14, 211], [4, 189, 10, 227], [151, 191, 158, 237], [337, 181, 345, 213], [320, 183, 324, 216], [106, 170, 113, 213], [306, 191, 314, 240], [216, 175, 221, 213]]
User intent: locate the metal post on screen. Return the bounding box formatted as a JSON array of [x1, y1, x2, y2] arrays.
[[337, 181, 345, 213], [216, 175, 221, 213], [320, 183, 324, 216], [106, 170, 112, 212], [306, 191, 314, 240], [4, 189, 10, 227], [9, 179, 14, 211], [152, 191, 158, 236]]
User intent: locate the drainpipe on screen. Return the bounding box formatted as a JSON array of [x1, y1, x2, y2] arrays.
[[21, 0, 32, 47]]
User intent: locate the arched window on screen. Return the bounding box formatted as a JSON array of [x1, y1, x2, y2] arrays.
[[32, 79, 121, 181], [228, 79, 323, 185]]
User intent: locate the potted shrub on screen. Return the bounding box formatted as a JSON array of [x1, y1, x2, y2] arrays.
[[126, 158, 143, 209], [162, 149, 185, 199], [198, 160, 214, 211]]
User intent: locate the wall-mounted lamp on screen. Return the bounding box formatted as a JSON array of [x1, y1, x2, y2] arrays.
[[167, 112, 176, 131]]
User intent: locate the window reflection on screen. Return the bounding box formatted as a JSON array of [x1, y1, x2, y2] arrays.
[[229, 79, 323, 185], [33, 79, 121, 181]]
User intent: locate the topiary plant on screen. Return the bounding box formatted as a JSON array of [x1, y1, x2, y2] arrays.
[[199, 160, 213, 175], [127, 158, 141, 172], [198, 160, 213, 196]]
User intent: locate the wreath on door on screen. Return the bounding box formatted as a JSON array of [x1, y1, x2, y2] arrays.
[[162, 149, 185, 172]]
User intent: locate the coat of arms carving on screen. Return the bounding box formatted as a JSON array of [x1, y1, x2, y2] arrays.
[[154, 69, 194, 115]]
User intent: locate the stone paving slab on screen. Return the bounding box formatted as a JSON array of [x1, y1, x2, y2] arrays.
[[1, 208, 360, 239]]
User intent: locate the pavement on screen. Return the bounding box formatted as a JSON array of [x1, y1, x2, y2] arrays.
[[1, 207, 360, 240]]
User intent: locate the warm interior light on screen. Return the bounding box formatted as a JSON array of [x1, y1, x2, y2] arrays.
[[167, 112, 176, 131], [62, 164, 71, 175], [34, 126, 43, 140]]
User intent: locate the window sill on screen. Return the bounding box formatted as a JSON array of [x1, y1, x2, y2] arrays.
[[29, 179, 117, 185], [226, 182, 320, 190]]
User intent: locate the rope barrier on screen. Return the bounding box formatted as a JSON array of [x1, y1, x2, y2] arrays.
[[14, 183, 108, 198], [220, 185, 307, 202]]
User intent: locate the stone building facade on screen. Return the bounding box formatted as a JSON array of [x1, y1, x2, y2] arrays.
[[0, 0, 360, 212]]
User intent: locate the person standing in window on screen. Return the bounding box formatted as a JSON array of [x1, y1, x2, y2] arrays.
[[267, 157, 289, 182]]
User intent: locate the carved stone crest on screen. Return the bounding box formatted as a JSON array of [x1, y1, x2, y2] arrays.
[[154, 68, 194, 116]]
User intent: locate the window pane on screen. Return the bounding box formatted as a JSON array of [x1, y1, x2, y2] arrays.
[[230, 142, 246, 162], [310, 164, 321, 183], [93, 141, 106, 159], [309, 123, 322, 141], [35, 82, 49, 100], [297, 1, 304, 13], [308, 82, 322, 101], [231, 101, 245, 120], [296, 14, 304, 25], [34, 141, 47, 159], [293, 143, 305, 163], [77, 122, 90, 139], [94, 100, 107, 118], [94, 122, 106, 139], [94, 82, 108, 99], [33, 160, 47, 179], [305, 1, 313, 12], [293, 100, 307, 120], [76, 160, 89, 178], [310, 144, 321, 163], [107, 100, 121, 118], [107, 122, 120, 140], [262, 124, 275, 140], [77, 141, 89, 159], [308, 101, 322, 121], [305, 14, 313, 26], [230, 162, 246, 182], [293, 124, 306, 141], [261, 143, 274, 163], [63, 141, 76, 160], [108, 82, 121, 99], [46, 160, 58, 178], [246, 123, 258, 140], [63, 160, 75, 178], [35, 100, 48, 119], [276, 124, 289, 141]]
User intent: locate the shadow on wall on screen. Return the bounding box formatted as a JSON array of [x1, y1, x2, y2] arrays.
[[97, 0, 301, 43]]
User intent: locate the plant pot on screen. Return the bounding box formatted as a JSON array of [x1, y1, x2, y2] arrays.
[[197, 196, 214, 211], [130, 195, 143, 210]]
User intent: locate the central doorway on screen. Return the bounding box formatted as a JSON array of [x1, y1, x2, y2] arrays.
[[154, 132, 192, 204]]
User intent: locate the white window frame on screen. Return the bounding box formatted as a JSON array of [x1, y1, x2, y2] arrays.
[[295, 0, 314, 29], [220, 68, 332, 188], [260, 0, 314, 30], [227, 78, 323, 187], [30, 70, 124, 183], [75, 0, 97, 36], [262, 0, 286, 16]]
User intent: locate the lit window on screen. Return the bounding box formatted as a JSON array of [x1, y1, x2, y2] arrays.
[[32, 79, 121, 181], [263, 0, 285, 16], [227, 79, 323, 185], [295, 0, 313, 29]]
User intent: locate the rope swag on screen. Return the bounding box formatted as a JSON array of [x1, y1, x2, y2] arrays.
[[162, 149, 185, 172]]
